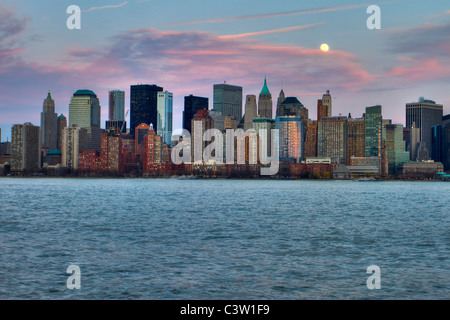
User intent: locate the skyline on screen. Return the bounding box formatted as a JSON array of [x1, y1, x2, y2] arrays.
[[1, 0, 450, 141]]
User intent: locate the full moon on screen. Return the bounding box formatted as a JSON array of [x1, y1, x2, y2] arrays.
[[320, 43, 329, 52]]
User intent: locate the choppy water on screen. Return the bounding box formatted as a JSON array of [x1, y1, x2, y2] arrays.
[[0, 178, 448, 299]]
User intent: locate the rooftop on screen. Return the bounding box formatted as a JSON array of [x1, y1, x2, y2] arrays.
[[73, 89, 97, 97]]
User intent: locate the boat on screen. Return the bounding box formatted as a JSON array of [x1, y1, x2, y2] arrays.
[[178, 175, 197, 180], [354, 177, 377, 181]]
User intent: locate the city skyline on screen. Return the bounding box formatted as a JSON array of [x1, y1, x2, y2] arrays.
[[1, 0, 450, 141]]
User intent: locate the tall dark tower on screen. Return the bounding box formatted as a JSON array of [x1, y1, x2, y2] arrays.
[[276, 89, 285, 117], [130, 84, 163, 135], [183, 95, 209, 134], [40, 91, 58, 150], [258, 77, 273, 119]]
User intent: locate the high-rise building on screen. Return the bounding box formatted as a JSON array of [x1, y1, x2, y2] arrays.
[[224, 116, 237, 130], [365, 105, 383, 157], [213, 83, 243, 121], [100, 131, 123, 175], [258, 77, 272, 119], [109, 90, 125, 121], [209, 110, 225, 131], [442, 114, 450, 170], [183, 95, 209, 134], [254, 118, 275, 161], [40, 91, 58, 150], [191, 109, 213, 163], [11, 123, 41, 173], [431, 125, 443, 163], [69, 89, 101, 151], [143, 128, 163, 174], [277, 97, 308, 121], [243, 95, 258, 131], [276, 89, 285, 116], [347, 116, 365, 160], [61, 126, 89, 170], [134, 123, 151, 157], [276, 116, 303, 163], [130, 84, 163, 135], [318, 116, 348, 164], [321, 90, 332, 117], [304, 120, 318, 158], [406, 97, 443, 160], [157, 91, 173, 146], [57, 114, 67, 152], [383, 124, 410, 175]]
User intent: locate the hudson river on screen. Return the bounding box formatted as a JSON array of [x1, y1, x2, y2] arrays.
[[0, 178, 448, 299]]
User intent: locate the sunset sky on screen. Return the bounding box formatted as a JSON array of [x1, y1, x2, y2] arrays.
[[1, 0, 449, 141]]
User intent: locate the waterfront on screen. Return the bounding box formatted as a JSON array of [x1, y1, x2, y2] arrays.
[[0, 178, 448, 299]]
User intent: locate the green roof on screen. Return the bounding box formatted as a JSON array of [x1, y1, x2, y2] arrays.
[[74, 89, 97, 97], [47, 149, 61, 156], [260, 77, 271, 96], [58, 114, 66, 118], [46, 90, 52, 100]]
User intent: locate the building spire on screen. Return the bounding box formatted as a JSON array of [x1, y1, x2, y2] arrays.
[[260, 76, 271, 96], [47, 90, 52, 100]]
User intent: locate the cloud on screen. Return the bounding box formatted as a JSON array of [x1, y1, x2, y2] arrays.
[[84, 1, 128, 13], [169, 3, 372, 26], [218, 23, 324, 39]]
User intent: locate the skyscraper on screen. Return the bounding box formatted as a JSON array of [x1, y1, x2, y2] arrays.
[[130, 84, 163, 135], [258, 77, 272, 119], [277, 97, 308, 120], [431, 125, 442, 163], [322, 90, 332, 117], [254, 118, 275, 160], [69, 89, 101, 151], [107, 90, 126, 134], [40, 91, 58, 150], [442, 114, 450, 170], [406, 97, 443, 160], [318, 116, 348, 164], [61, 126, 89, 170], [304, 120, 318, 158], [383, 124, 410, 174], [11, 123, 41, 174], [109, 90, 125, 121], [365, 105, 383, 157], [347, 117, 365, 160], [57, 114, 67, 152], [157, 91, 173, 146], [276, 116, 303, 163], [276, 89, 285, 116], [243, 95, 257, 131], [213, 83, 243, 121], [183, 95, 209, 134]]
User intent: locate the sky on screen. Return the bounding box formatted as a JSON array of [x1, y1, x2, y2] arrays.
[[0, 0, 449, 142]]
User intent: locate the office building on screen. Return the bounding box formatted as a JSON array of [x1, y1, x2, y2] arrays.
[[57, 114, 67, 151], [383, 124, 410, 175], [157, 91, 173, 146], [40, 91, 58, 150], [109, 90, 125, 121], [130, 84, 163, 135], [276, 116, 303, 163], [406, 97, 443, 160], [365, 105, 383, 157], [213, 83, 243, 121], [100, 131, 124, 174], [258, 77, 272, 119], [347, 117, 365, 160], [69, 89, 101, 151], [318, 116, 348, 164], [243, 95, 258, 131], [183, 95, 209, 134], [443, 114, 450, 170], [61, 126, 89, 170], [304, 120, 318, 158], [11, 123, 41, 173]]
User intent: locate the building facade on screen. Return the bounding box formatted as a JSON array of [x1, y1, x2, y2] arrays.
[[365, 105, 383, 157], [213, 83, 243, 122], [11, 123, 41, 173], [40, 91, 58, 150], [258, 78, 272, 119], [130, 84, 163, 135], [183, 95, 209, 135], [318, 116, 348, 164], [406, 97, 443, 160], [108, 90, 125, 121], [157, 91, 173, 146], [276, 116, 303, 163]]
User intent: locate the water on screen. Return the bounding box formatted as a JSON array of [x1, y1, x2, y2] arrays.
[[0, 178, 448, 299]]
